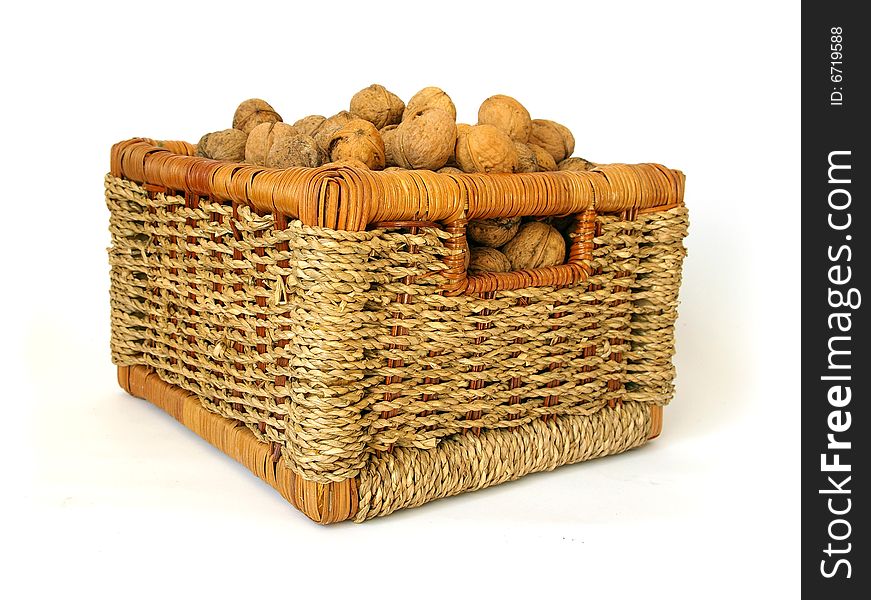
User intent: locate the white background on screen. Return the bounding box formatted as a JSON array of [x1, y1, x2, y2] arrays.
[[3, 1, 800, 597]]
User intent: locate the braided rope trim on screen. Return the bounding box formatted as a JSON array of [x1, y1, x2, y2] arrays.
[[119, 365, 654, 523], [355, 398, 652, 521]]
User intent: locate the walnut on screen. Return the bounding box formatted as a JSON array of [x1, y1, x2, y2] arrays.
[[468, 247, 511, 274], [329, 118, 386, 169], [312, 111, 354, 154], [380, 124, 401, 166], [232, 99, 282, 134], [196, 129, 247, 161], [437, 166, 463, 174], [514, 142, 538, 173], [478, 95, 531, 142], [383, 166, 407, 172], [455, 124, 518, 173], [447, 124, 472, 167], [350, 84, 405, 129], [515, 143, 557, 172], [292, 115, 326, 137], [528, 119, 575, 163], [404, 86, 457, 121], [266, 134, 323, 168], [385, 108, 456, 170], [558, 157, 597, 171], [245, 122, 299, 165], [501, 222, 566, 271], [467, 217, 521, 247], [529, 144, 557, 171], [456, 123, 472, 137]]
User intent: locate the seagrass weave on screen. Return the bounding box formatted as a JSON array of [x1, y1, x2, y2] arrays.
[[107, 138, 688, 522]]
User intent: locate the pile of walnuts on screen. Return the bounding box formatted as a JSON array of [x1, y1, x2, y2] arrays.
[[195, 85, 597, 274]]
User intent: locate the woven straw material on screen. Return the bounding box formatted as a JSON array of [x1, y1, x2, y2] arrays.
[[355, 399, 651, 521], [107, 174, 688, 483], [119, 363, 653, 522], [106, 138, 688, 522]]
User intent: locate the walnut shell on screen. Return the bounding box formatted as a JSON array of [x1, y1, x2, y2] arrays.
[[502, 222, 566, 271], [196, 129, 247, 161], [468, 247, 511, 274], [245, 122, 299, 165], [387, 108, 457, 170], [455, 124, 518, 173], [381, 124, 401, 166], [312, 111, 354, 154], [558, 157, 597, 171], [478, 95, 531, 142], [437, 166, 463, 174], [350, 84, 405, 129], [447, 124, 473, 167], [529, 144, 557, 171], [404, 86, 457, 121], [383, 166, 407, 172], [514, 142, 538, 173], [293, 115, 326, 137], [329, 118, 386, 169], [467, 217, 521, 247], [266, 134, 323, 168], [232, 99, 282, 134], [528, 119, 575, 163]]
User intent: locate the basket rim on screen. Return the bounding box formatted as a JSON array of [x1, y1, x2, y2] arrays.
[[111, 138, 685, 232]]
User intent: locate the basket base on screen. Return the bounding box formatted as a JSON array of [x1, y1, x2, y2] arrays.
[[118, 365, 663, 523]]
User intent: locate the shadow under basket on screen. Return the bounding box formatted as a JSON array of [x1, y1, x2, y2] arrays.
[[107, 138, 689, 523]]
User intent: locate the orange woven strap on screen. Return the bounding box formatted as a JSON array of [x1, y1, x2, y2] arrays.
[[110, 138, 684, 229]]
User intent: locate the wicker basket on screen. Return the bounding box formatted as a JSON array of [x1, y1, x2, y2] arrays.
[[106, 138, 688, 523]]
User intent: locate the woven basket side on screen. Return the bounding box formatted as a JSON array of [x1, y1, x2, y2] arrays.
[[106, 175, 688, 487], [280, 223, 447, 481], [106, 177, 294, 452], [107, 176, 153, 367], [624, 206, 690, 404]]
